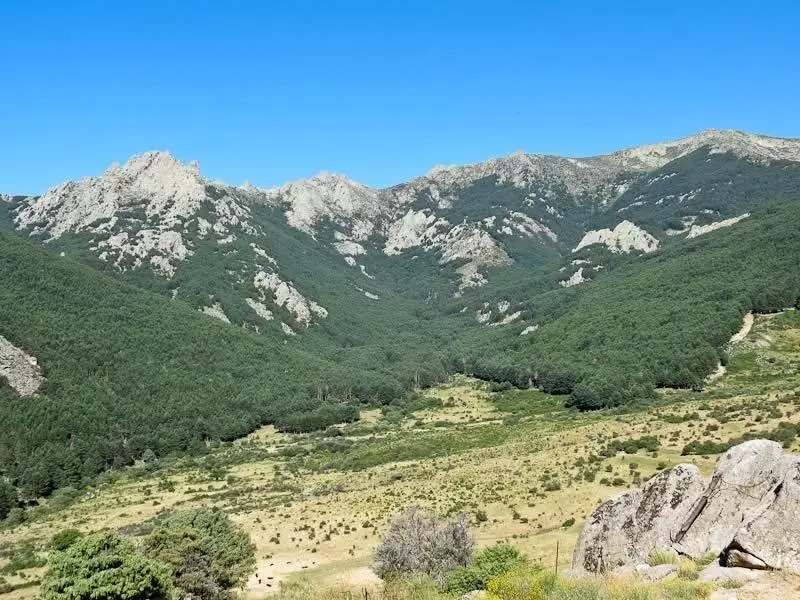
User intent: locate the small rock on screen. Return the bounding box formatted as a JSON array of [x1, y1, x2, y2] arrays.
[[608, 565, 636, 579], [724, 548, 769, 570], [634, 563, 678, 581], [699, 564, 763, 584], [459, 591, 486, 600]]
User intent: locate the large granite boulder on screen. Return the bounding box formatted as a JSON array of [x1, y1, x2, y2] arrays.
[[572, 464, 705, 572], [572, 439, 800, 574], [729, 457, 800, 570], [673, 440, 786, 558]]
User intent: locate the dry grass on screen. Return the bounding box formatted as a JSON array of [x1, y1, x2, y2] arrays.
[[3, 312, 800, 599]]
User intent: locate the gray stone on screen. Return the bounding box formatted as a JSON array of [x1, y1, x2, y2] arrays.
[[730, 458, 800, 570], [699, 564, 763, 583], [724, 548, 769, 570], [608, 565, 637, 579], [572, 490, 642, 573], [572, 464, 705, 572], [673, 440, 787, 558], [633, 464, 706, 557], [572, 440, 800, 576], [634, 563, 678, 581]]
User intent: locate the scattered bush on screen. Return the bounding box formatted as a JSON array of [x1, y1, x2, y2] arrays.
[[0, 541, 46, 575], [602, 436, 660, 457]]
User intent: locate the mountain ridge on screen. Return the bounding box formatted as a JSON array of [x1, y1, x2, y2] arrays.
[[8, 128, 800, 336], [3, 130, 800, 497]]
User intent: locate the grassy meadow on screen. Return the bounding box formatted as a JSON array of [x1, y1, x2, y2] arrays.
[[2, 310, 800, 599]]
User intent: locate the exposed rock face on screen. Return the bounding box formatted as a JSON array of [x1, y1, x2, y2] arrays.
[[200, 303, 230, 323], [674, 440, 786, 558], [253, 271, 328, 327], [730, 458, 800, 570], [8, 129, 800, 330], [686, 213, 750, 239], [573, 440, 800, 575], [573, 220, 659, 254], [16, 152, 206, 238], [0, 335, 43, 396], [14, 152, 263, 278], [560, 267, 586, 288], [12, 130, 800, 293], [263, 172, 383, 237], [572, 465, 705, 572]]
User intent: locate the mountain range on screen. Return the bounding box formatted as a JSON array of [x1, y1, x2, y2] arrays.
[[2, 129, 800, 496]]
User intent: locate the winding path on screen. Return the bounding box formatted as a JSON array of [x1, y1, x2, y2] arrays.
[[706, 311, 755, 383]]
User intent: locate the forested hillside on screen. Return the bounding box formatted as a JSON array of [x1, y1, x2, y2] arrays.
[[0, 234, 411, 498], [460, 201, 800, 408], [3, 131, 800, 502]]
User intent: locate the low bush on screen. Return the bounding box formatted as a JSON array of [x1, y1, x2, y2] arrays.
[[40, 533, 172, 600], [51, 529, 84, 551], [445, 544, 528, 595], [144, 507, 256, 599], [373, 507, 473, 584]]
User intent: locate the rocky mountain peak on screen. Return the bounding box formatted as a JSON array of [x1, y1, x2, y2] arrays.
[[15, 151, 207, 239], [263, 171, 383, 236], [602, 129, 800, 172]]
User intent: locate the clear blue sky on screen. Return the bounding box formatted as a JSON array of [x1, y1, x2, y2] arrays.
[[2, 1, 799, 194]]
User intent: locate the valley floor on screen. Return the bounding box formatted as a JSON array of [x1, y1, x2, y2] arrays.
[[2, 310, 800, 599]]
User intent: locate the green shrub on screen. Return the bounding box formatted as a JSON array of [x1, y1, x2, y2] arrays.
[[40, 533, 172, 600], [445, 544, 528, 594], [144, 508, 256, 598], [0, 481, 18, 521], [486, 566, 554, 600], [51, 529, 84, 551]]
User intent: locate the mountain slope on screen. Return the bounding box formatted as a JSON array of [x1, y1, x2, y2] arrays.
[[3, 129, 800, 499], [463, 201, 800, 407], [0, 233, 411, 497]]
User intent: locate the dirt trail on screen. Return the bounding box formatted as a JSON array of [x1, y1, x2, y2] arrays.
[[706, 311, 755, 383], [729, 311, 755, 344]]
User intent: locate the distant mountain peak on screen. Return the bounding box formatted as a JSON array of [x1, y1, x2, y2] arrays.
[[603, 129, 800, 171], [15, 150, 207, 241]]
